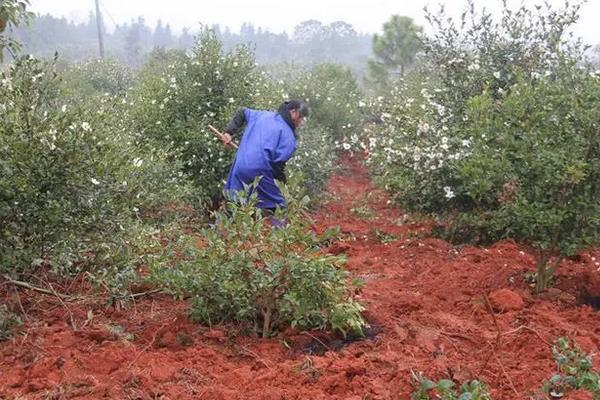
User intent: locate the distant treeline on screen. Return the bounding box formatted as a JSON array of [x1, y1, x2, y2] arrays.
[[9, 13, 373, 73]]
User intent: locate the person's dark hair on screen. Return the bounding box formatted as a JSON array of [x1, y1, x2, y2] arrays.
[[278, 100, 309, 118]]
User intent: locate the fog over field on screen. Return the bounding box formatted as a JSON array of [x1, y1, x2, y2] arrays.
[[5, 0, 595, 72], [28, 0, 600, 40]]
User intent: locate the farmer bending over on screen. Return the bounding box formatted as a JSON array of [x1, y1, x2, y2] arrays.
[[221, 100, 309, 213]]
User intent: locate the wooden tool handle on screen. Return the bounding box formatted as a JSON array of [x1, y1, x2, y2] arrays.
[[208, 124, 238, 149]]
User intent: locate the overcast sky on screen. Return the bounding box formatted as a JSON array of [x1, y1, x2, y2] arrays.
[[29, 0, 598, 44]]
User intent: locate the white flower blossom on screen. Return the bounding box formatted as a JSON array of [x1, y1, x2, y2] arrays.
[[444, 186, 455, 199], [417, 121, 430, 134]]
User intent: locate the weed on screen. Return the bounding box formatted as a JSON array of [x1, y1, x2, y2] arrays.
[[351, 204, 376, 220], [0, 304, 22, 341], [411, 371, 491, 400], [542, 337, 600, 398], [295, 356, 320, 382], [373, 229, 399, 244]]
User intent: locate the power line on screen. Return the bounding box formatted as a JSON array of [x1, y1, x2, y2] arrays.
[[99, 0, 118, 30]]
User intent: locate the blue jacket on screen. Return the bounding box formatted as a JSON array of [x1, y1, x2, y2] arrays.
[[224, 109, 296, 209]]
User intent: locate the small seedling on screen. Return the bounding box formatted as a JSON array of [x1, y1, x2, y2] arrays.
[[542, 337, 600, 398], [373, 229, 399, 244], [295, 356, 320, 382], [351, 204, 377, 219], [411, 371, 491, 400], [0, 304, 22, 341]]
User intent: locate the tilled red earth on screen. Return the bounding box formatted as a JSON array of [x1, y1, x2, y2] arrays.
[[2, 156, 600, 399]]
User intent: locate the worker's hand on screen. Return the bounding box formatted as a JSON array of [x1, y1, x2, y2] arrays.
[[221, 132, 233, 146]]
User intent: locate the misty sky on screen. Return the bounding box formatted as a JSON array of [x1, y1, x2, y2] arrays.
[[29, 0, 598, 44]]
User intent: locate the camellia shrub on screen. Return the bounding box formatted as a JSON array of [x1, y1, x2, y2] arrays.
[[364, 70, 461, 213], [285, 63, 363, 144], [131, 35, 360, 208], [454, 69, 600, 292], [59, 58, 135, 99], [421, 0, 586, 126], [288, 119, 338, 200], [0, 56, 188, 274], [150, 186, 366, 338], [129, 29, 282, 206], [365, 1, 599, 292]]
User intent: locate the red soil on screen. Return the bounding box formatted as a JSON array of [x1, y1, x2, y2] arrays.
[[2, 156, 600, 399]]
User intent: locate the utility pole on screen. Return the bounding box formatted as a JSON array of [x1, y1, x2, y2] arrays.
[[94, 0, 105, 58]]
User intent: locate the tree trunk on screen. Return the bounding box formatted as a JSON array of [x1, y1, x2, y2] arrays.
[[535, 252, 550, 294], [261, 307, 272, 339]]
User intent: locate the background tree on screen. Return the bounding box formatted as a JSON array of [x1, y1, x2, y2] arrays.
[[9, 14, 373, 74], [124, 17, 151, 65], [367, 15, 422, 88], [153, 19, 173, 48]]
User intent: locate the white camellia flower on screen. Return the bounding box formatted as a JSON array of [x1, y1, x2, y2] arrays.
[[81, 122, 91, 132], [444, 186, 455, 199], [90, 178, 100, 185], [133, 158, 144, 167]]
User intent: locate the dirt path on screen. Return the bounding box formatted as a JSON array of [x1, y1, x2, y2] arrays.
[[2, 156, 600, 399]]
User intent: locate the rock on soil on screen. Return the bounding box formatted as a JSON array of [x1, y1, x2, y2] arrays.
[[488, 288, 524, 312]]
